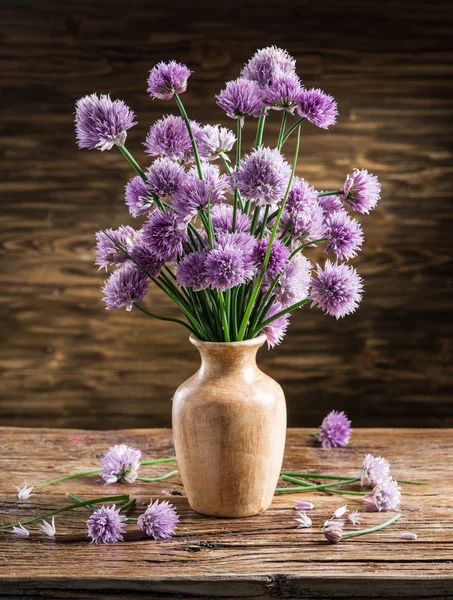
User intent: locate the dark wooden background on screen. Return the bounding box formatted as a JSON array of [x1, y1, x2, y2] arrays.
[[1, 0, 452, 430]]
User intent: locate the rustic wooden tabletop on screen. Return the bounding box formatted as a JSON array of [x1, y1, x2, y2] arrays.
[[0, 427, 451, 599]]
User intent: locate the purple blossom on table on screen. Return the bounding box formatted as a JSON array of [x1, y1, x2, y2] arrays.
[[361, 454, 391, 488], [198, 125, 236, 161], [125, 176, 154, 218], [241, 46, 296, 86], [348, 510, 362, 525], [128, 237, 164, 278], [325, 210, 364, 261], [13, 482, 34, 500], [39, 517, 56, 537], [280, 177, 325, 242], [318, 410, 352, 448], [102, 265, 150, 311], [204, 243, 254, 291], [176, 251, 208, 291], [146, 157, 185, 199], [147, 61, 192, 100], [137, 499, 179, 540], [144, 115, 201, 161], [266, 254, 312, 308], [318, 193, 344, 217], [310, 260, 363, 319], [295, 511, 312, 528], [253, 237, 289, 276], [400, 532, 417, 540], [11, 523, 30, 537], [296, 88, 338, 129], [210, 203, 250, 234], [100, 443, 142, 484], [86, 505, 127, 544], [95, 226, 136, 271], [342, 168, 381, 214], [75, 93, 137, 151], [364, 479, 401, 512], [262, 72, 303, 113], [295, 501, 315, 511], [332, 505, 348, 519], [142, 209, 188, 261], [263, 302, 289, 349], [172, 163, 228, 221], [233, 147, 292, 206], [216, 78, 265, 122], [323, 519, 344, 543]]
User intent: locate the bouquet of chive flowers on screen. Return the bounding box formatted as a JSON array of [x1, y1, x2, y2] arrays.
[[75, 46, 380, 347]]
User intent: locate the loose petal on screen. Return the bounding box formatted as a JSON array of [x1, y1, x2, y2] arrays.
[[11, 523, 30, 537], [13, 482, 35, 500], [39, 516, 56, 537], [295, 511, 312, 528], [400, 532, 417, 540]]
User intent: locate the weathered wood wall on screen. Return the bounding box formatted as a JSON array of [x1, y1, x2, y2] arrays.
[[1, 0, 452, 429]]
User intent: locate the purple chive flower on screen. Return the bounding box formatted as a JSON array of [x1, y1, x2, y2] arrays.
[[295, 511, 312, 528], [128, 237, 164, 278], [318, 410, 352, 448], [323, 519, 344, 543], [266, 254, 312, 308], [342, 169, 381, 214], [102, 265, 150, 311], [11, 523, 30, 537], [137, 499, 179, 540], [125, 176, 154, 218], [253, 237, 289, 276], [146, 157, 185, 199], [39, 517, 56, 537], [295, 501, 315, 510], [13, 482, 34, 500], [145, 115, 201, 161], [325, 210, 364, 261], [100, 443, 142, 484], [216, 231, 257, 267], [348, 510, 362, 525], [400, 532, 417, 540], [318, 193, 344, 217], [262, 72, 303, 113], [75, 94, 137, 151], [147, 61, 192, 100], [263, 302, 289, 349], [176, 251, 208, 290], [361, 454, 391, 488], [95, 226, 136, 271], [87, 505, 127, 544], [241, 46, 296, 86], [216, 78, 265, 123], [172, 163, 228, 220], [310, 260, 363, 319], [280, 177, 325, 242], [198, 125, 236, 161], [210, 203, 250, 234], [234, 147, 292, 206], [142, 210, 188, 261], [332, 505, 348, 519], [364, 479, 401, 512], [204, 244, 253, 291], [296, 88, 338, 129]]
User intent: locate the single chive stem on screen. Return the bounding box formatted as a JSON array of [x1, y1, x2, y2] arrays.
[[117, 145, 146, 181], [35, 468, 100, 489], [281, 472, 355, 481], [0, 495, 130, 530], [279, 117, 304, 148], [133, 303, 197, 335], [255, 111, 268, 148], [317, 190, 343, 197], [136, 470, 179, 483], [66, 493, 96, 512], [174, 93, 203, 180], [342, 514, 402, 539], [278, 477, 360, 493]]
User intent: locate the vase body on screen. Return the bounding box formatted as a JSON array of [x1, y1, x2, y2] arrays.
[[172, 334, 286, 518]]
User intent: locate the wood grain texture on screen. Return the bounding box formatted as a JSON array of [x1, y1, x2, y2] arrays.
[[1, 0, 453, 429], [0, 427, 452, 599]]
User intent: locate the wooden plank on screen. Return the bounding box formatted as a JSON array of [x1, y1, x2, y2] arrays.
[[0, 428, 452, 598], [1, 0, 453, 430]]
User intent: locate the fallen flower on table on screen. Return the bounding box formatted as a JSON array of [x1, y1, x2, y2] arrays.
[[39, 516, 56, 537], [100, 444, 142, 484], [137, 499, 179, 540], [324, 513, 401, 544], [364, 479, 401, 512], [361, 454, 391, 488], [87, 505, 127, 544], [295, 511, 312, 528], [10, 523, 30, 537], [400, 532, 417, 540], [294, 501, 314, 510], [348, 510, 361, 525], [13, 482, 34, 500], [332, 504, 348, 519]]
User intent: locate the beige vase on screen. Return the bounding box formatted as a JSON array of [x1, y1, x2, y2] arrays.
[[172, 334, 286, 518]]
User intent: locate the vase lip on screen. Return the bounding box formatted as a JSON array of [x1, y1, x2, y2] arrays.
[[189, 333, 267, 349]]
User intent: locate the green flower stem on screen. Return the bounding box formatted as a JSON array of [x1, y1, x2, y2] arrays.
[[255, 111, 268, 148], [238, 125, 302, 340], [281, 472, 356, 481], [219, 155, 245, 212], [174, 93, 203, 180], [259, 205, 270, 239], [136, 470, 179, 483], [280, 475, 313, 487], [275, 485, 366, 496], [140, 457, 176, 465], [277, 111, 288, 149], [279, 117, 305, 149], [117, 145, 146, 181], [396, 479, 429, 485], [282, 476, 360, 491], [218, 291, 231, 342], [0, 495, 130, 530], [289, 238, 328, 260], [233, 119, 242, 231], [250, 298, 310, 337], [342, 514, 402, 539], [318, 190, 343, 197], [34, 469, 100, 489], [66, 493, 96, 512], [133, 303, 198, 336]]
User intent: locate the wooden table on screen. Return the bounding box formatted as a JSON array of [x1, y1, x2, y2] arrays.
[[0, 427, 451, 599]]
